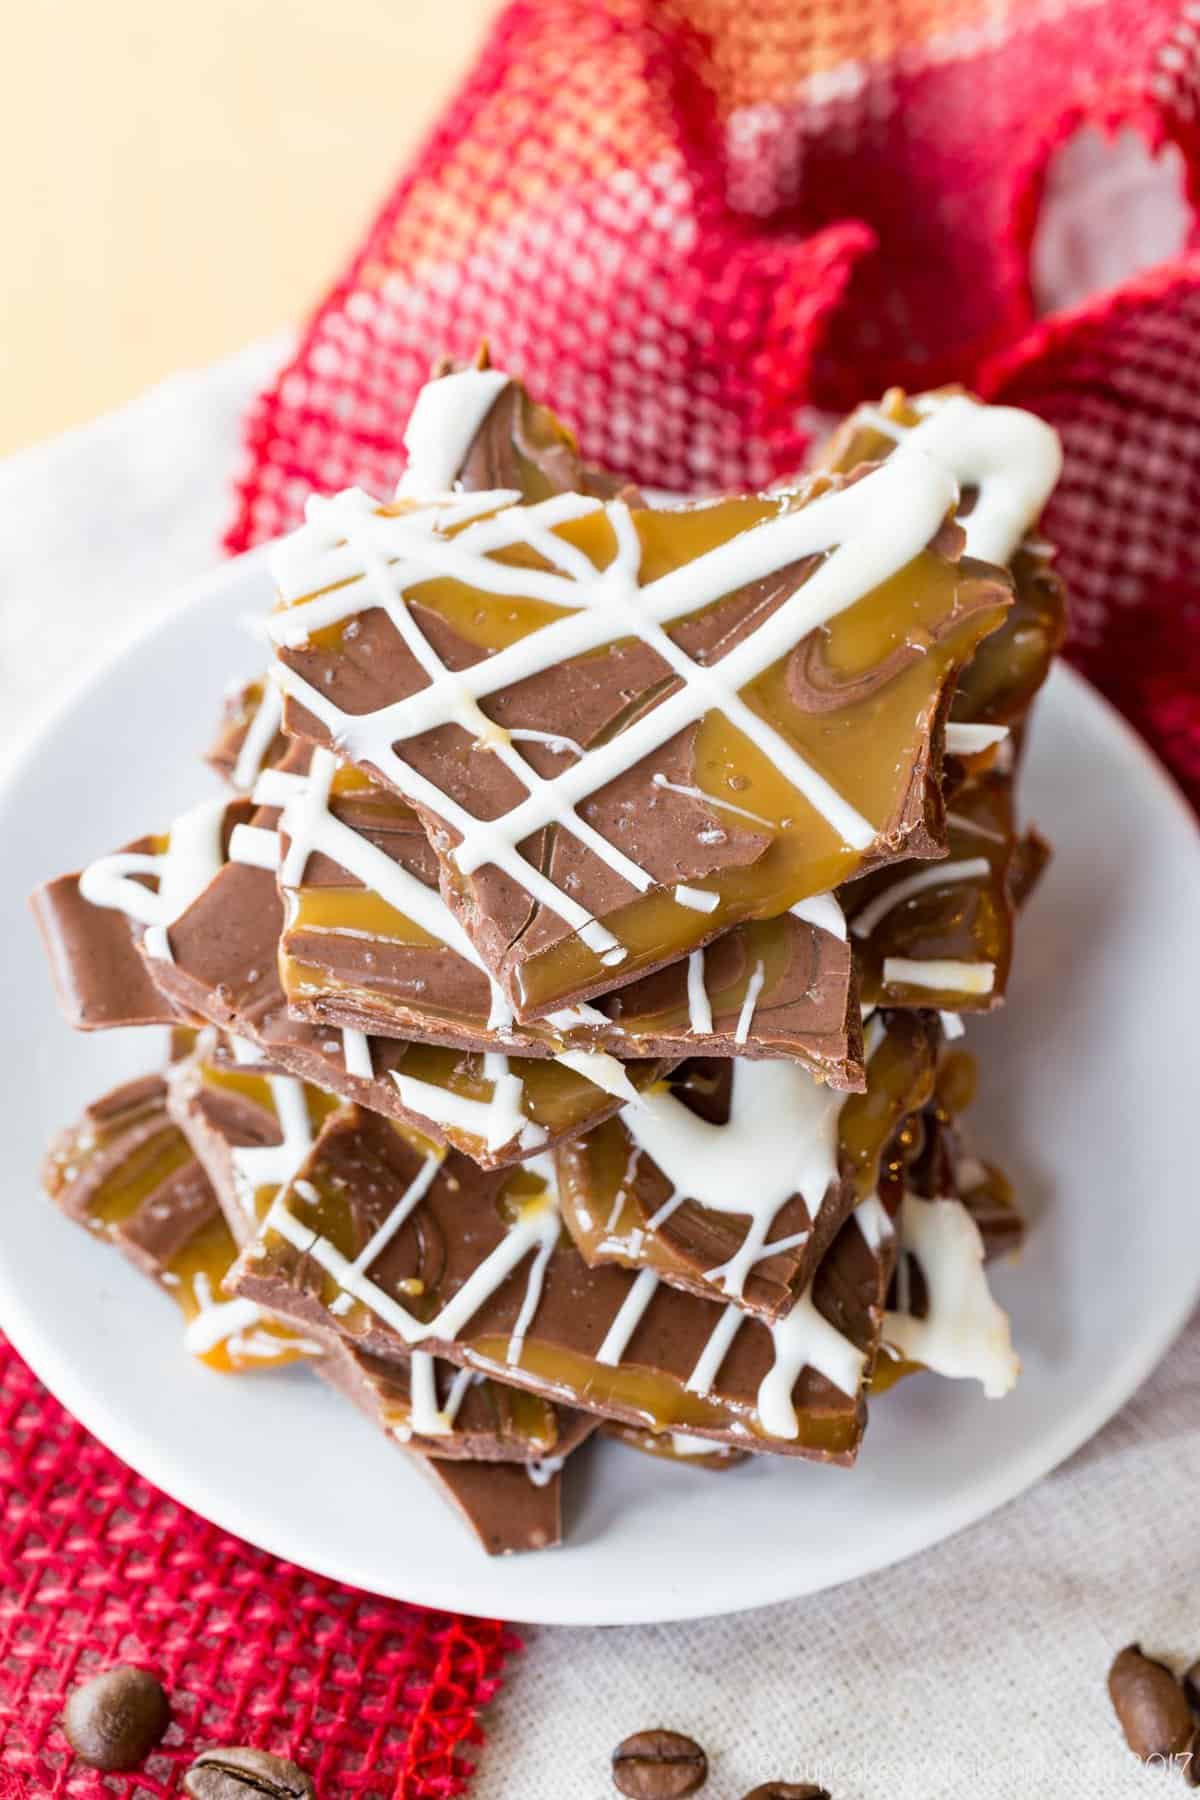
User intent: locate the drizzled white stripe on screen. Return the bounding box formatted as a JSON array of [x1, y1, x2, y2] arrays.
[[791, 891, 847, 940], [884, 1193, 1018, 1396], [595, 1269, 660, 1366], [850, 857, 991, 939], [231, 682, 284, 791], [857, 392, 1062, 565], [396, 368, 510, 496], [883, 957, 996, 996], [686, 950, 712, 1035], [621, 1051, 847, 1302], [229, 1073, 316, 1219], [732, 960, 766, 1047], [79, 794, 228, 961], [944, 723, 1010, 755]]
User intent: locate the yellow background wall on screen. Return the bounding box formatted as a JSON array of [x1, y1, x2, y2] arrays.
[[3, 1, 495, 454]]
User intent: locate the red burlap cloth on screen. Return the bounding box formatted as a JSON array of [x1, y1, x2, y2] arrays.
[[7, 2, 1200, 1795], [227, 0, 1200, 808], [0, 1344, 515, 1797]]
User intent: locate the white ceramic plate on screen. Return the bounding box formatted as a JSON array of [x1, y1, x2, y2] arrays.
[[2, 548, 1198, 1627]]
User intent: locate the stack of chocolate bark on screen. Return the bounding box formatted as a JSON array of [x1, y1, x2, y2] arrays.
[[33, 364, 1065, 1554]]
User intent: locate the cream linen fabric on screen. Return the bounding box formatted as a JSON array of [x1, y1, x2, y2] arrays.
[[3, 339, 1197, 1800]]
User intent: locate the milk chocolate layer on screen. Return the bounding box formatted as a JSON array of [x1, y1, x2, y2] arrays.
[[225, 1103, 899, 1461], [266, 739, 861, 1081], [556, 1011, 938, 1323], [274, 371, 1010, 1021]]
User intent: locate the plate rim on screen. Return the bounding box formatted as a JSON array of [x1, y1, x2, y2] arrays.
[[1, 546, 1198, 1626]]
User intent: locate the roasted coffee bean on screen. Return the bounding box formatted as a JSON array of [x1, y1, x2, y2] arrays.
[[1108, 1644, 1194, 1761], [184, 1745, 316, 1800], [740, 1785, 830, 1800], [1184, 1659, 1200, 1716], [612, 1728, 708, 1799], [183, 1745, 316, 1800], [62, 1665, 170, 1771]]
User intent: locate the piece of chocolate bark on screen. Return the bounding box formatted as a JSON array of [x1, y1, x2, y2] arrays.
[[46, 1071, 583, 1546], [314, 1339, 570, 1553], [30, 796, 252, 1030], [270, 367, 1012, 1022], [32, 791, 661, 1167], [253, 737, 861, 1081], [841, 770, 1041, 1011], [224, 1102, 900, 1463], [43, 1072, 324, 1373], [555, 1010, 938, 1324]]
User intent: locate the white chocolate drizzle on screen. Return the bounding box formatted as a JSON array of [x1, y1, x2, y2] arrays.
[[269, 408, 964, 974], [944, 722, 1010, 755], [883, 957, 996, 996], [673, 884, 720, 913], [731, 960, 766, 1047], [883, 1193, 1018, 1396], [686, 950, 712, 1034], [619, 1056, 846, 1302], [265, 1159, 561, 1351], [595, 1268, 659, 1366], [183, 1271, 322, 1362], [252, 752, 514, 1032], [850, 857, 991, 939], [856, 392, 1062, 565], [791, 891, 846, 940], [526, 1454, 564, 1488], [342, 1028, 373, 1079], [231, 682, 284, 791], [267, 1151, 866, 1443], [229, 1073, 318, 1221], [79, 794, 228, 961], [396, 367, 511, 497], [392, 1051, 545, 1155]]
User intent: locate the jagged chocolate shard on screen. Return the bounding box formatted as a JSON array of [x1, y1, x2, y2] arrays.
[[270, 366, 1011, 1022], [31, 792, 663, 1167], [31, 797, 252, 1030], [223, 1098, 899, 1463], [841, 769, 1049, 1010], [250, 737, 861, 1082], [44, 1072, 323, 1374], [314, 1340, 570, 1553], [556, 1010, 938, 1324]]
